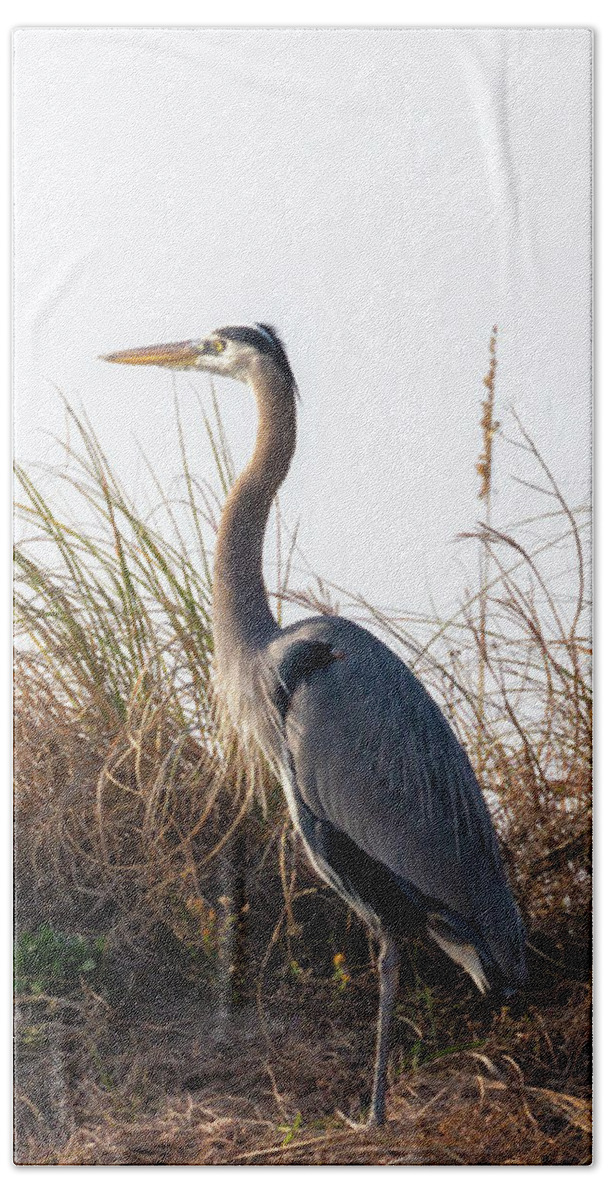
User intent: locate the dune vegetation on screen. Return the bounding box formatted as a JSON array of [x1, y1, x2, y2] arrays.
[[14, 349, 591, 1165]]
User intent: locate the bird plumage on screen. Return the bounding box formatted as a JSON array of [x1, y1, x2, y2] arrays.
[[104, 320, 527, 1126], [262, 616, 527, 997]]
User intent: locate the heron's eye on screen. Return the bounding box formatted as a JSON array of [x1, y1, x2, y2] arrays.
[[199, 339, 226, 355], [213, 340, 226, 353]]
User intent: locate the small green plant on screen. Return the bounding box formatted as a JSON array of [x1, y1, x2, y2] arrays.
[[278, 1111, 303, 1146], [19, 1024, 47, 1048], [288, 958, 303, 982], [14, 924, 106, 995]]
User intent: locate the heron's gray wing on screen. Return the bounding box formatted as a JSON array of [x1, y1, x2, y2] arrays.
[[275, 617, 526, 984]]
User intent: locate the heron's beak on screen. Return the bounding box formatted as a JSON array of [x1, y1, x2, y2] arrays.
[[100, 341, 200, 369]]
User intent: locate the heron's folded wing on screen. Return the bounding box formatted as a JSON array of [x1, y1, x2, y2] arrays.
[[282, 620, 524, 980]]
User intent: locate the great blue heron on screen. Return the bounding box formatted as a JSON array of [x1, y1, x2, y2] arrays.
[[104, 323, 527, 1127]]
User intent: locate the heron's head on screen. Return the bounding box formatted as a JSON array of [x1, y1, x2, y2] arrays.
[[102, 324, 296, 391]]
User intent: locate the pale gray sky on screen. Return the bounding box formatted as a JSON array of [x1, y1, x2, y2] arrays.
[[13, 27, 592, 614]]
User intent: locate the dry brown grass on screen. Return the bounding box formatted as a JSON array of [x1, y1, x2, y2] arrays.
[[13, 618, 592, 1166], [14, 921, 590, 1165], [14, 383, 591, 1166]]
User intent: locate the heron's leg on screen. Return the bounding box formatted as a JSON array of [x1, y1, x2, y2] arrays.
[[368, 935, 400, 1127]]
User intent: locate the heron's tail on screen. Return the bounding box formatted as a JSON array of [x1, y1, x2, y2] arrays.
[[427, 902, 528, 999], [427, 923, 490, 994]]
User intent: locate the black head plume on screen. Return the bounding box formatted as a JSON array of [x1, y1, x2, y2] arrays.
[[215, 324, 298, 396]]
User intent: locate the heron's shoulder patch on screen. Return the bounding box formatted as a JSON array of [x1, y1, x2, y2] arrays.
[[271, 639, 345, 721]]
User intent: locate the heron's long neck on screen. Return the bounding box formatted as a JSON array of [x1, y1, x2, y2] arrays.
[[213, 362, 296, 680]]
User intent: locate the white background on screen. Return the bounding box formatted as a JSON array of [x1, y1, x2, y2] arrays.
[[13, 22, 591, 615], [4, 3, 602, 1199]]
